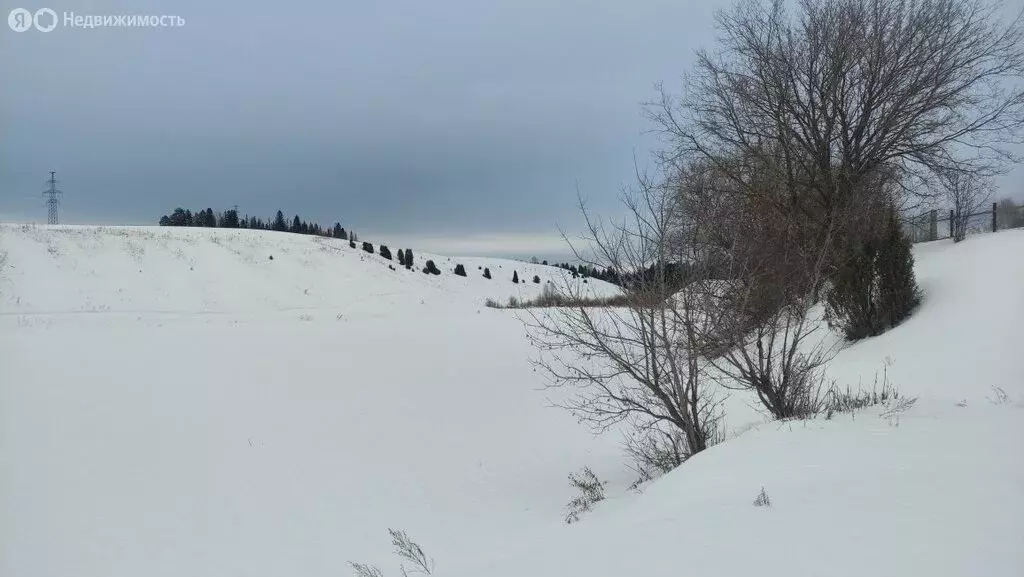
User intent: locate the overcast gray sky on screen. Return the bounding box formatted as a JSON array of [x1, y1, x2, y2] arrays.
[[1, 0, 1022, 259]]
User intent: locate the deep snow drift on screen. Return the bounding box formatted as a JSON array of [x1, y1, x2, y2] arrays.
[[1, 224, 1021, 577]]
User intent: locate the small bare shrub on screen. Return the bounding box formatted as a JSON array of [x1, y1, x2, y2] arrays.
[[943, 171, 992, 242], [483, 285, 628, 309], [825, 380, 899, 415], [623, 420, 722, 489], [824, 367, 916, 421], [349, 529, 434, 577], [565, 466, 607, 524], [350, 563, 386, 577], [987, 385, 1011, 406], [753, 486, 771, 508], [880, 395, 918, 426], [389, 529, 434, 576]]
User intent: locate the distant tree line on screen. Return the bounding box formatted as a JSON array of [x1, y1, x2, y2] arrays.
[[547, 262, 621, 285], [158, 207, 358, 242]]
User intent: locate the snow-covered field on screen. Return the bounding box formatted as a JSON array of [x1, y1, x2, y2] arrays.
[[1, 224, 1022, 577]]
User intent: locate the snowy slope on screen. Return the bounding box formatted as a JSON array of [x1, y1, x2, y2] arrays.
[[1, 225, 1022, 577], [0, 224, 617, 317]]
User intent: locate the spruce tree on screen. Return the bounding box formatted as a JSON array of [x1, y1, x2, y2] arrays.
[[826, 204, 921, 340], [273, 211, 287, 232], [877, 205, 921, 328], [221, 209, 240, 228], [532, 274, 540, 283], [397, 249, 406, 266], [454, 264, 467, 276], [405, 249, 414, 269], [167, 208, 186, 226], [512, 271, 519, 284]]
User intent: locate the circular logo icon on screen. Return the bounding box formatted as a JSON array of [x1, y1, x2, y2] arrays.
[[8, 8, 32, 32], [33, 8, 57, 32]]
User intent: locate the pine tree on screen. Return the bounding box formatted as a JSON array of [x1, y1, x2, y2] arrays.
[[405, 249, 414, 269], [333, 223, 343, 238], [512, 271, 519, 284], [877, 206, 921, 329], [379, 245, 392, 260], [184, 209, 194, 227], [221, 209, 240, 228], [483, 267, 491, 279], [273, 211, 287, 232], [454, 264, 466, 276], [826, 204, 921, 340], [532, 275, 540, 283], [167, 208, 186, 226], [397, 249, 406, 266]]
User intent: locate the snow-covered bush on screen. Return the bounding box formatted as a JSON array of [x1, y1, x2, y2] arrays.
[[422, 260, 440, 275]]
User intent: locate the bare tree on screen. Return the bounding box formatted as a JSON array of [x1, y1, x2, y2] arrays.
[[942, 171, 993, 241], [649, 0, 1024, 234], [672, 150, 843, 419], [524, 168, 725, 468], [699, 225, 840, 419]]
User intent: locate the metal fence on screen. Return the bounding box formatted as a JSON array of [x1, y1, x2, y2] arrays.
[[902, 202, 1019, 244]]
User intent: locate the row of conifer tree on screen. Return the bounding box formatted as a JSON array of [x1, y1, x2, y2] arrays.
[[158, 208, 359, 242], [157, 206, 624, 286]]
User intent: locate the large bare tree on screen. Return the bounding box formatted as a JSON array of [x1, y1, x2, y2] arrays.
[[649, 0, 1024, 227]]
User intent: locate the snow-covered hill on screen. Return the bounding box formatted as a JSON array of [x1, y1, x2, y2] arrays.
[[0, 224, 617, 317], [1, 224, 1021, 577]]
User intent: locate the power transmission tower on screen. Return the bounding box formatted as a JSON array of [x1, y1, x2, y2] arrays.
[[42, 170, 63, 225]]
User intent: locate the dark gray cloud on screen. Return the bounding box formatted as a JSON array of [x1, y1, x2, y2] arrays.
[[1, 0, 1021, 256]]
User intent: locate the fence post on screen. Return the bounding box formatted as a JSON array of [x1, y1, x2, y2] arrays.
[[929, 210, 937, 241], [949, 209, 954, 239], [992, 202, 998, 232]]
